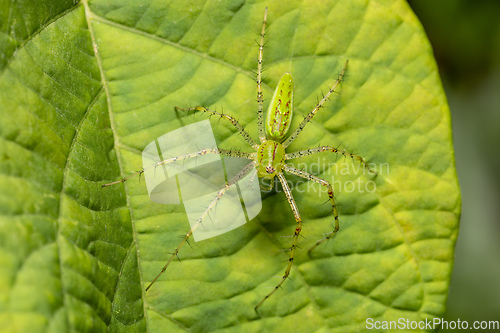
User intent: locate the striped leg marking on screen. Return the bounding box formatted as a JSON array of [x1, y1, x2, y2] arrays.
[[255, 172, 302, 312], [282, 164, 339, 255], [175, 106, 258, 149], [285, 145, 376, 174], [282, 60, 348, 149]]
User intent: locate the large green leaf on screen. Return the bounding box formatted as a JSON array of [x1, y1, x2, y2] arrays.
[[0, 0, 461, 332]]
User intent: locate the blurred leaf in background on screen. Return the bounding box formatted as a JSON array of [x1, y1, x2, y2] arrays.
[[408, 0, 500, 330], [0, 0, 460, 332]]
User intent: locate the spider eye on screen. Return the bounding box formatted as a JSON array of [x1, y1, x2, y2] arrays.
[[266, 166, 275, 174]]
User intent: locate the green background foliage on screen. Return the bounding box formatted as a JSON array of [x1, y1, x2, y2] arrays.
[[0, 0, 460, 332]]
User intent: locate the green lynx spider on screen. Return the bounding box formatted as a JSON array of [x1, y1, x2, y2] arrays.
[[104, 8, 375, 311]]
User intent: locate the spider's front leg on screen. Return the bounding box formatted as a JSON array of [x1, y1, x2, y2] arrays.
[[285, 146, 377, 175], [282, 164, 340, 255], [175, 106, 259, 149], [102, 148, 223, 187], [102, 148, 254, 187]]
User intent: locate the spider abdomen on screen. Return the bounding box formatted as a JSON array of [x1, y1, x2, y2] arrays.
[[265, 72, 294, 142]]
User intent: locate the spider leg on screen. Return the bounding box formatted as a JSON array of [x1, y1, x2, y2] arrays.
[[282, 164, 339, 255], [255, 172, 302, 312], [175, 106, 259, 149], [102, 148, 253, 187], [282, 60, 348, 149], [285, 145, 376, 174], [256, 8, 268, 143], [146, 161, 256, 291]]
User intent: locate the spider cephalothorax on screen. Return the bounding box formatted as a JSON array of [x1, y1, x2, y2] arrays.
[[256, 140, 286, 179]]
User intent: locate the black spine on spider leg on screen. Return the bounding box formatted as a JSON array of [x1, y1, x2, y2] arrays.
[[184, 236, 193, 250], [335, 141, 342, 162], [169, 248, 182, 262], [261, 72, 269, 83], [138, 169, 145, 183]]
